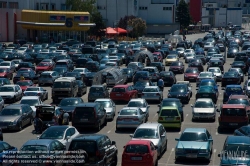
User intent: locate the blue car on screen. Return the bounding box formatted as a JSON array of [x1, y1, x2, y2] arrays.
[[218, 136, 250, 165], [223, 85, 244, 103], [195, 48, 205, 55], [198, 79, 218, 93], [0, 141, 17, 163], [175, 128, 213, 161]]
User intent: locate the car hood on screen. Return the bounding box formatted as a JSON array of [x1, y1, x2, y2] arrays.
[[193, 108, 215, 113], [0, 66, 10, 69], [59, 106, 76, 113], [177, 141, 208, 149], [36, 66, 48, 70], [132, 138, 159, 146], [0, 116, 20, 122], [185, 73, 198, 77], [169, 92, 186, 96], [0, 92, 15, 96], [220, 158, 250, 165], [126, 107, 147, 113], [0, 73, 7, 76]]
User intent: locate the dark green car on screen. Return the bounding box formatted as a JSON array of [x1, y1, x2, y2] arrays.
[[196, 86, 217, 103]]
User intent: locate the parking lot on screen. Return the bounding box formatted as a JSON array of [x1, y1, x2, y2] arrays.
[[1, 31, 242, 166]]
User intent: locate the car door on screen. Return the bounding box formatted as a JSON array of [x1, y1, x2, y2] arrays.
[[206, 130, 213, 151], [111, 100, 116, 113], [21, 106, 30, 126], [14, 86, 21, 99], [10, 62, 15, 72], [150, 142, 157, 162], [159, 125, 167, 150], [139, 108, 145, 123]]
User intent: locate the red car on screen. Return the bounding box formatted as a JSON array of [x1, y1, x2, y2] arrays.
[[35, 62, 54, 74], [16, 80, 35, 92], [122, 140, 158, 166], [0, 68, 13, 80], [184, 67, 200, 82], [110, 85, 138, 102], [153, 52, 163, 62]]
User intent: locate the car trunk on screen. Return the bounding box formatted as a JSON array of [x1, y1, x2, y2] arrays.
[[35, 105, 55, 124], [158, 109, 181, 122]]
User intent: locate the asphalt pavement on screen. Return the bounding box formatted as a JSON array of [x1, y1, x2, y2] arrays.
[[3, 31, 239, 166]]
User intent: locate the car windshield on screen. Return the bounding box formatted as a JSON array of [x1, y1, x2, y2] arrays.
[[224, 72, 236, 77], [128, 101, 146, 107], [53, 82, 70, 88], [95, 101, 112, 108], [0, 109, 20, 116], [185, 69, 198, 73], [21, 145, 47, 153], [227, 99, 249, 106], [160, 109, 179, 116], [40, 128, 65, 139], [90, 87, 103, 92], [0, 63, 10, 66], [133, 128, 158, 139], [20, 99, 39, 106], [208, 69, 220, 73], [112, 88, 125, 92], [16, 72, 30, 77], [37, 63, 49, 67], [134, 81, 150, 87], [226, 87, 242, 92], [199, 73, 212, 77], [120, 109, 137, 115], [194, 101, 213, 108], [59, 99, 79, 106], [0, 86, 14, 92], [180, 132, 207, 141], [143, 68, 155, 73], [162, 101, 181, 107], [222, 108, 246, 116], [17, 81, 31, 86], [171, 62, 181, 66], [170, 86, 186, 92], [167, 55, 176, 59], [26, 88, 39, 91], [200, 81, 215, 86], [143, 88, 158, 92]]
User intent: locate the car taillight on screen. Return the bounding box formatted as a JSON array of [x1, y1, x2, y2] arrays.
[[176, 117, 181, 120], [37, 93, 41, 96], [159, 117, 163, 120], [117, 117, 123, 121]]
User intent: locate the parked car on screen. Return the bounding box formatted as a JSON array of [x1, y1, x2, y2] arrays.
[[168, 84, 191, 104], [23, 87, 48, 101], [38, 71, 59, 86], [110, 85, 138, 102], [141, 86, 163, 103], [184, 67, 200, 82], [223, 85, 244, 103]]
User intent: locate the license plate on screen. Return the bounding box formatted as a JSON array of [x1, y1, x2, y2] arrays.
[[116, 94, 121, 96], [58, 97, 64, 99], [230, 123, 238, 126], [80, 119, 88, 122], [186, 154, 197, 158], [165, 117, 174, 120], [202, 94, 209, 97], [189, 78, 195, 80], [147, 94, 154, 96], [131, 157, 142, 160]]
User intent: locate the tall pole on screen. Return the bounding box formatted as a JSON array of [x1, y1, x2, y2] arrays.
[[226, 0, 228, 26]]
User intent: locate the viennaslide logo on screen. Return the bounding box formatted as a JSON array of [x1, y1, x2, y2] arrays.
[[220, 150, 249, 160]]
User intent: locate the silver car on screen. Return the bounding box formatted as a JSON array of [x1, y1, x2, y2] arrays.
[[23, 87, 48, 101], [184, 53, 195, 63], [141, 86, 163, 103], [196, 72, 216, 87], [208, 67, 223, 81], [228, 68, 244, 82], [127, 98, 150, 121], [38, 71, 60, 86], [95, 98, 116, 120], [11, 59, 23, 69], [130, 123, 168, 158], [191, 98, 217, 121], [116, 107, 146, 130]]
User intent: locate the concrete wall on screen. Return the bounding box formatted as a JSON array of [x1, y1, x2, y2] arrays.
[[227, 8, 243, 25], [0, 9, 26, 42]]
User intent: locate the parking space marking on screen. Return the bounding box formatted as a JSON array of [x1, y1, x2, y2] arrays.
[[107, 125, 116, 134], [215, 131, 218, 135], [166, 148, 174, 166], [213, 149, 217, 166], [186, 114, 188, 117]]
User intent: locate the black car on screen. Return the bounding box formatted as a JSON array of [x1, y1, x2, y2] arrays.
[[58, 97, 84, 120], [132, 71, 151, 84], [76, 80, 87, 97], [133, 81, 155, 97], [13, 71, 39, 84], [35, 53, 49, 65], [158, 98, 184, 121], [16, 62, 35, 71], [196, 86, 217, 103], [231, 61, 247, 74], [188, 62, 204, 72], [149, 62, 165, 72], [53, 67, 68, 77], [234, 126, 250, 136], [234, 52, 248, 62], [85, 61, 100, 72], [195, 54, 206, 65], [0, 78, 11, 86], [84, 72, 96, 86], [68, 134, 118, 166], [0, 53, 15, 61], [167, 84, 191, 104], [71, 54, 83, 63], [227, 47, 239, 58], [221, 72, 241, 87], [121, 68, 134, 82], [64, 72, 84, 81], [160, 71, 176, 86], [75, 58, 93, 68], [207, 59, 224, 73]]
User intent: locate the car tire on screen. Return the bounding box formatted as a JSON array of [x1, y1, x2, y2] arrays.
[[155, 160, 158, 166], [111, 155, 118, 166], [18, 123, 22, 131], [12, 96, 16, 103], [45, 94, 48, 100], [96, 122, 101, 131], [104, 119, 107, 126]]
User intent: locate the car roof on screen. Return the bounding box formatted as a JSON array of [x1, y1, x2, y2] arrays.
[[41, 71, 54, 74], [144, 86, 158, 88], [229, 95, 248, 99], [23, 139, 54, 146], [226, 85, 242, 88], [91, 85, 104, 88], [208, 67, 220, 69], [113, 85, 129, 88], [162, 98, 181, 102], [95, 98, 112, 102], [226, 136, 250, 145], [161, 106, 178, 109], [122, 107, 140, 110], [183, 128, 206, 133], [74, 134, 105, 141], [3, 85, 15, 87], [222, 104, 246, 108], [76, 103, 98, 107], [195, 98, 213, 102], [137, 122, 160, 129], [126, 140, 151, 145], [45, 125, 69, 130], [129, 98, 145, 102]]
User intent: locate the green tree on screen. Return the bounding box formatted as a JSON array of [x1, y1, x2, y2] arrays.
[[65, 0, 106, 37], [127, 17, 147, 38], [117, 15, 136, 29], [176, 0, 191, 29]]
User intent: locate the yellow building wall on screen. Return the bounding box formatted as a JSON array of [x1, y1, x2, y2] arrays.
[[21, 10, 91, 31]]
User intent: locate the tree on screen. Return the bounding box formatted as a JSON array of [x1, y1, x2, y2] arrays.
[[176, 0, 191, 29], [65, 0, 106, 37], [117, 15, 136, 29], [127, 17, 147, 38]]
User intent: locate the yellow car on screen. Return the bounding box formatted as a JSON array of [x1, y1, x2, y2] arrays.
[[165, 54, 179, 66], [157, 106, 181, 130]]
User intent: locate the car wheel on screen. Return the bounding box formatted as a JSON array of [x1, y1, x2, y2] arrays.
[[104, 119, 107, 126], [45, 94, 48, 100], [155, 159, 158, 166], [19, 123, 22, 131], [12, 96, 16, 103], [96, 122, 101, 131], [111, 155, 118, 166]]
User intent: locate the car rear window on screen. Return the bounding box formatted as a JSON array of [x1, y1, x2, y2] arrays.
[[120, 109, 137, 115], [69, 141, 96, 154], [74, 107, 95, 118], [222, 108, 246, 116], [160, 109, 178, 116], [112, 88, 125, 92], [125, 145, 149, 153]]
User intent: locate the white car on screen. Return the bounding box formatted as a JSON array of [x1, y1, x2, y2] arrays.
[[0, 61, 16, 72], [20, 96, 43, 117], [95, 98, 116, 120], [0, 85, 22, 103], [208, 67, 223, 81], [183, 49, 194, 58], [72, 68, 90, 76], [17, 47, 27, 53], [204, 42, 214, 51], [23, 87, 48, 101], [38, 126, 80, 150], [191, 98, 217, 122], [196, 72, 216, 87], [127, 98, 150, 121]]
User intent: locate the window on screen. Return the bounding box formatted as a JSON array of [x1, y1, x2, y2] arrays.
[[163, 7, 172, 10], [9, 2, 18, 9], [51, 4, 55, 10], [0, 1, 7, 8], [139, 6, 148, 10]]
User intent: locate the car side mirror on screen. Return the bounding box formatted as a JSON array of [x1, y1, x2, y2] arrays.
[[37, 136, 40, 139], [111, 141, 116, 145], [218, 153, 221, 157], [208, 139, 213, 142], [168, 90, 170, 92], [217, 84, 219, 86], [66, 136, 71, 140], [129, 134, 134, 138], [175, 138, 179, 141]]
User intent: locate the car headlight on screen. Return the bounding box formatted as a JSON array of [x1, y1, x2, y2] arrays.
[[199, 149, 208, 153], [176, 148, 184, 153]]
